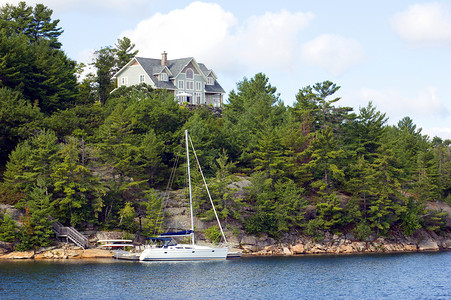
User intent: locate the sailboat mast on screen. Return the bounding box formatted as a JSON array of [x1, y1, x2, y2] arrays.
[[185, 130, 195, 245]]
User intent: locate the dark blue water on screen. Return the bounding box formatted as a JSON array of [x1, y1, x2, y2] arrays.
[[1, 251, 450, 299]]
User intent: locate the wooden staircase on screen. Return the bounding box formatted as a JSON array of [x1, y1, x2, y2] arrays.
[[52, 221, 89, 249]]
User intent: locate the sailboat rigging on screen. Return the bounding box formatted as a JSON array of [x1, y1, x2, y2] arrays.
[[139, 130, 229, 261]]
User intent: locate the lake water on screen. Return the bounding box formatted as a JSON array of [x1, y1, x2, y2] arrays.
[[1, 251, 450, 299]]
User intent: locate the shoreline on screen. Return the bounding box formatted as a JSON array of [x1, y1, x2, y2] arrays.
[[0, 244, 450, 260]]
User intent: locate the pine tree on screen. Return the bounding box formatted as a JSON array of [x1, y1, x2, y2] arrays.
[[16, 178, 54, 250], [52, 136, 105, 226], [0, 210, 17, 242]]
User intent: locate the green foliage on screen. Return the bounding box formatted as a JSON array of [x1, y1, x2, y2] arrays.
[[0, 29, 449, 248], [422, 209, 448, 232], [0, 2, 63, 49], [118, 202, 138, 233], [400, 197, 424, 236], [15, 178, 54, 250], [314, 193, 345, 232], [355, 221, 372, 241], [0, 27, 78, 114], [305, 218, 325, 242], [90, 37, 139, 105], [204, 225, 221, 244], [207, 150, 242, 220], [141, 190, 164, 237], [222, 73, 286, 171], [3, 129, 59, 196], [0, 87, 43, 167], [51, 136, 105, 227], [243, 173, 306, 238], [0, 210, 17, 242]]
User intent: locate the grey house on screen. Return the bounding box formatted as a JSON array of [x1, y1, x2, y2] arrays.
[[112, 52, 225, 107]]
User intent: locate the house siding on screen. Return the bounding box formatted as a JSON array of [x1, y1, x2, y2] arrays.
[[118, 65, 154, 88]]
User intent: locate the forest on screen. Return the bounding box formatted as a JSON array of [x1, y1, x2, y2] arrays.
[[0, 2, 450, 251]]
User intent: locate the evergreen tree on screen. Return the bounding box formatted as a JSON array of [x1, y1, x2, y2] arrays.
[[96, 104, 145, 225], [432, 137, 451, 201], [252, 124, 287, 184], [0, 87, 42, 168], [137, 130, 165, 186], [16, 178, 54, 250], [91, 37, 139, 105], [114, 37, 138, 72], [0, 2, 63, 48], [222, 73, 285, 170], [3, 130, 59, 197], [93, 46, 116, 105], [0, 210, 17, 242], [367, 145, 405, 234], [51, 136, 105, 227]]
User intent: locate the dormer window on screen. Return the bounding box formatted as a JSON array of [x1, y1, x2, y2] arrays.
[[207, 77, 214, 85], [160, 73, 168, 81], [186, 68, 194, 79]]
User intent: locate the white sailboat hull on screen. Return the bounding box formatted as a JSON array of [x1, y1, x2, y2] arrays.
[[139, 244, 228, 261]]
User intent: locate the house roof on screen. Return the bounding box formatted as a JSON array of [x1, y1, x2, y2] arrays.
[[113, 55, 225, 94], [135, 57, 176, 90], [205, 80, 225, 94]]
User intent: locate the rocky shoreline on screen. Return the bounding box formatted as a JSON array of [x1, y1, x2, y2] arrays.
[[1, 230, 450, 260], [239, 230, 451, 256], [0, 246, 114, 260]]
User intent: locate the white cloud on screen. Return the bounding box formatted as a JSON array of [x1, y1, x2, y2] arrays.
[[355, 86, 449, 122], [300, 34, 365, 76], [391, 2, 451, 46], [423, 127, 451, 140], [121, 2, 314, 74], [236, 10, 315, 71], [123, 2, 237, 69]]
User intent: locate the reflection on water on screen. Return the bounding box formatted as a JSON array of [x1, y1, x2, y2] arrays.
[[1, 252, 450, 299]]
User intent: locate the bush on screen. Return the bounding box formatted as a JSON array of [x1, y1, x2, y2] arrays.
[[204, 225, 221, 244], [355, 221, 372, 240]]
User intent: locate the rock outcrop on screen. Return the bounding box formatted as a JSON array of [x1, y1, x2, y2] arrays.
[[240, 230, 451, 256], [0, 248, 113, 260]]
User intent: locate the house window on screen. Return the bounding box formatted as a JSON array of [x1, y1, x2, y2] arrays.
[[186, 68, 194, 79], [196, 82, 202, 91], [195, 92, 201, 104], [178, 80, 184, 89], [160, 73, 168, 81], [121, 77, 128, 86], [139, 74, 145, 83], [207, 77, 214, 85], [186, 81, 194, 90]]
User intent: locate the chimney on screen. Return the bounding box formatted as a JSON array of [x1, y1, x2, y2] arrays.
[[161, 51, 167, 66]]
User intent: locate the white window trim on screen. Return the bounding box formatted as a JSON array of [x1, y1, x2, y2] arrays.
[[121, 77, 128, 86], [186, 80, 194, 90], [186, 68, 194, 79], [160, 73, 168, 81], [139, 74, 145, 83], [196, 81, 202, 91], [178, 80, 184, 89], [207, 77, 214, 85]]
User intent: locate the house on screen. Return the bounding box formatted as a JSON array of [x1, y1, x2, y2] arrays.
[[112, 52, 225, 107]]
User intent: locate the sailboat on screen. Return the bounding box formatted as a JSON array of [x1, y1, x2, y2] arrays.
[[139, 130, 229, 261]]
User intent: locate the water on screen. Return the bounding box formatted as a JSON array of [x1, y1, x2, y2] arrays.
[[1, 252, 450, 299]]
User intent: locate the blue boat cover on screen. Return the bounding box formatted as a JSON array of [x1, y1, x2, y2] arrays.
[[159, 230, 194, 236]]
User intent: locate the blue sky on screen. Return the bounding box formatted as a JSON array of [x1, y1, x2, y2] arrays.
[[3, 0, 451, 139]]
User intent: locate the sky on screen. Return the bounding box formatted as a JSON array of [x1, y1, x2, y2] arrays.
[[2, 0, 451, 139]]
